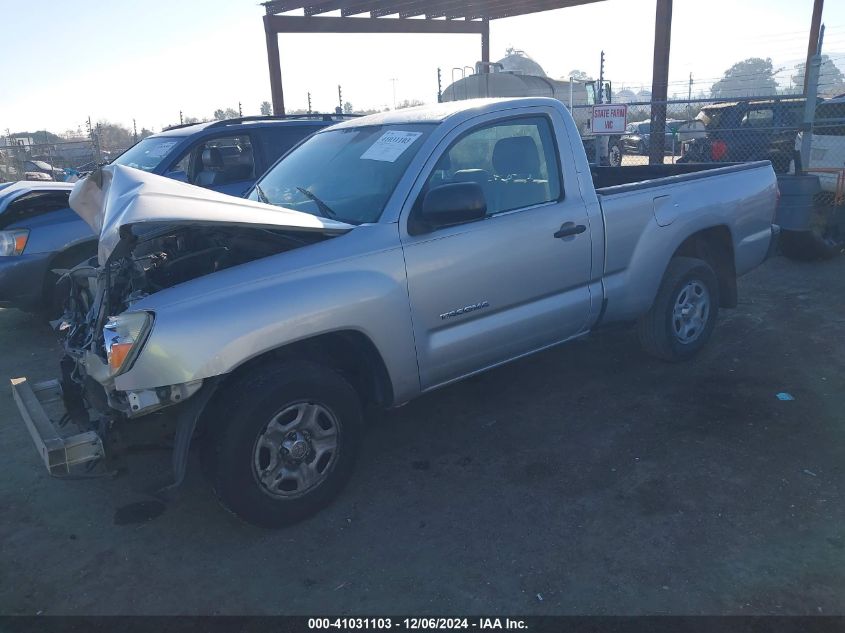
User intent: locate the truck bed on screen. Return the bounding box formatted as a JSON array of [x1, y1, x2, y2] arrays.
[[592, 161, 769, 193], [593, 160, 777, 325]]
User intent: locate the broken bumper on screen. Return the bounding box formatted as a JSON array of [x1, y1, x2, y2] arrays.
[[10, 377, 104, 476]]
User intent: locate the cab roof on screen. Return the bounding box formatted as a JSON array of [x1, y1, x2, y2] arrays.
[[154, 114, 353, 138], [330, 98, 563, 129]]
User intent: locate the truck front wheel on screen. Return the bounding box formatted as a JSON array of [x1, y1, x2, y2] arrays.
[[637, 257, 720, 362], [203, 361, 362, 527]]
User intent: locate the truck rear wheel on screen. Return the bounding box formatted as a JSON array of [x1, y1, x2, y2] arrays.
[[638, 257, 720, 362], [203, 361, 362, 527]]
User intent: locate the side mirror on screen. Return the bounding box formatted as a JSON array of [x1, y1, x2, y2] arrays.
[[419, 182, 486, 230]]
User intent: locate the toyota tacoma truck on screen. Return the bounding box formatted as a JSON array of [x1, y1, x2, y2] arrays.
[[11, 97, 779, 527]]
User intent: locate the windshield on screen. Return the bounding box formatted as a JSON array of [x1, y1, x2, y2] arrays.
[[249, 123, 434, 224], [111, 136, 184, 172]]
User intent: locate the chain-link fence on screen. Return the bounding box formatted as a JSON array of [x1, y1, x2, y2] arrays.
[[573, 96, 806, 169], [574, 94, 845, 212], [0, 137, 130, 183]]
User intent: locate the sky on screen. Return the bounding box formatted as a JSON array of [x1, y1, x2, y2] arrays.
[[1, 0, 844, 135]]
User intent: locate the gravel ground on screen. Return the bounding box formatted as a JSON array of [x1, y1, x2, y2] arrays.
[[1, 255, 843, 615]]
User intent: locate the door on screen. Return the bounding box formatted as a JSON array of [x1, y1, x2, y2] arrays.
[[738, 107, 775, 162], [167, 133, 257, 197], [401, 112, 594, 389]]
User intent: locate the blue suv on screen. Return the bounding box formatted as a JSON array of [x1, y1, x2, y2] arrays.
[[0, 114, 349, 313]]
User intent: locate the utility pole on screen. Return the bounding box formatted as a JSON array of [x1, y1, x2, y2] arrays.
[[687, 73, 693, 119], [437, 68, 443, 103], [390, 78, 398, 109], [800, 24, 824, 172], [337, 85, 343, 114], [649, 0, 673, 165], [307, 92, 312, 114], [179, 110, 183, 125], [238, 102, 243, 117], [133, 119, 138, 143], [804, 0, 824, 94], [595, 51, 605, 166]]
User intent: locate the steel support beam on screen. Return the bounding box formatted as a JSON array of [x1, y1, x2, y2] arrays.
[[648, 0, 672, 165], [481, 19, 490, 69], [264, 15, 286, 115], [804, 0, 824, 94]]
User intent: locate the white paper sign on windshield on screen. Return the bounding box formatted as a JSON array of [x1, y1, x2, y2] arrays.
[[360, 131, 423, 162]]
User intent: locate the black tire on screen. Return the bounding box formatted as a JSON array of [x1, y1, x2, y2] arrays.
[[638, 257, 720, 362], [780, 230, 841, 261], [608, 141, 623, 167], [41, 242, 97, 319], [203, 360, 362, 528]]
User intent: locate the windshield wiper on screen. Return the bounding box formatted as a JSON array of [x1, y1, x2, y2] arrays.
[[296, 186, 337, 219], [255, 183, 270, 204]]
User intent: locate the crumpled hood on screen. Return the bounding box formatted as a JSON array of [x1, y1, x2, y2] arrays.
[[69, 164, 353, 264]]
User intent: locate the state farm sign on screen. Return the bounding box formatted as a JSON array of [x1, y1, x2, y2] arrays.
[[591, 104, 628, 135]]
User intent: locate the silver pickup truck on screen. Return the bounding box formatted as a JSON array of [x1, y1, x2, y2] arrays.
[[11, 98, 779, 527]]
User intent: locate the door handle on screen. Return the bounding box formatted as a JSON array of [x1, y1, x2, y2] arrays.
[[554, 222, 587, 239]]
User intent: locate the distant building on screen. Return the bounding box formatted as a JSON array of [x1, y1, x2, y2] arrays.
[[0, 136, 34, 148], [615, 89, 638, 104]]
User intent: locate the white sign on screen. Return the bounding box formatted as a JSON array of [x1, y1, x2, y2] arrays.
[[591, 104, 628, 135], [360, 131, 423, 162]]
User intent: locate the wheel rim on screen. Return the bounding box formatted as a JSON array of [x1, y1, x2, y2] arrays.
[[609, 144, 621, 166], [252, 402, 341, 498], [671, 280, 711, 345]]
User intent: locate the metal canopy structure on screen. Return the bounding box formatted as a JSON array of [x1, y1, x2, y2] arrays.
[[263, 0, 607, 20], [262, 0, 611, 115], [262, 0, 678, 163]]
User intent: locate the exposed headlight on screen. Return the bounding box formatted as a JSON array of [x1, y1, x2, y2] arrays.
[[103, 312, 153, 376], [0, 229, 29, 256]]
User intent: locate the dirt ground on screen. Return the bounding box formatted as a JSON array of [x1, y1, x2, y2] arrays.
[[1, 255, 843, 616]]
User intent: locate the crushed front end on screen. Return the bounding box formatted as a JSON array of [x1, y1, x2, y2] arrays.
[[9, 164, 350, 486], [11, 251, 211, 484]]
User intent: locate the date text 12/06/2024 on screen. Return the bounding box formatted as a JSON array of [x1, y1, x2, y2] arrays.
[[308, 618, 528, 630]]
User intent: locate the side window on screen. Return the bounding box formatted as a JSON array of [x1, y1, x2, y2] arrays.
[[778, 105, 803, 128], [172, 135, 256, 187], [258, 127, 316, 167], [422, 116, 561, 217], [741, 109, 774, 129]]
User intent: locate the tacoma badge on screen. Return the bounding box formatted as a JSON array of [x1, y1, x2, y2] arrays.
[[440, 301, 490, 320]]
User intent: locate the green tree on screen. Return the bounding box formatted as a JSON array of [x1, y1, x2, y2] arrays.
[[711, 58, 779, 99], [260, 101, 273, 116], [343, 101, 353, 114], [791, 55, 845, 97], [567, 69, 592, 81], [396, 99, 424, 109], [213, 108, 239, 121], [95, 121, 134, 150]]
